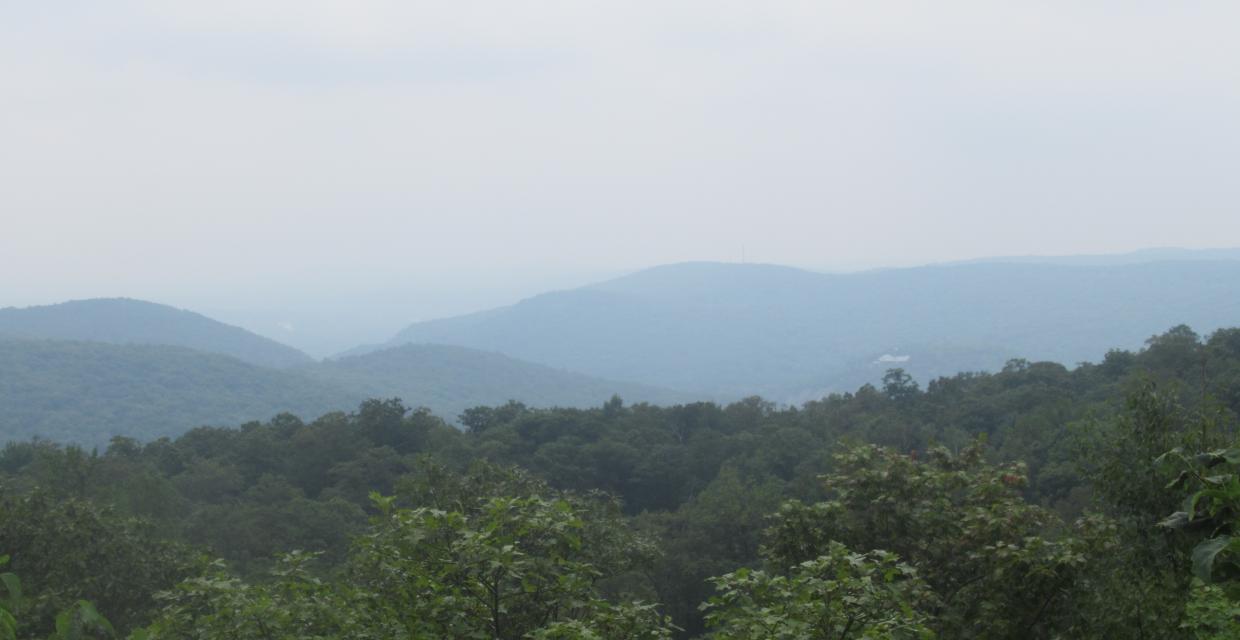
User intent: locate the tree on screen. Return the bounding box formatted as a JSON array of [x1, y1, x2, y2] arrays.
[[460, 400, 529, 435], [353, 463, 668, 638], [1075, 384, 1202, 637], [140, 465, 673, 639], [0, 558, 117, 640], [0, 490, 191, 637], [1, 556, 17, 640], [701, 542, 935, 639], [882, 369, 920, 402], [139, 553, 390, 640], [637, 466, 783, 636], [356, 398, 410, 451], [763, 442, 1094, 638]]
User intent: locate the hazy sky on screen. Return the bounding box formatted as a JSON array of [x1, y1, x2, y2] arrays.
[[3, 2, 1239, 354]]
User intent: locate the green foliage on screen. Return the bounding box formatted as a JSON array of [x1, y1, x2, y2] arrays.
[[1152, 411, 1240, 639], [0, 556, 17, 640], [527, 600, 675, 640], [351, 464, 670, 639], [1158, 442, 1240, 586], [0, 489, 192, 636], [0, 557, 119, 640], [764, 442, 1094, 638], [1077, 383, 1195, 520], [139, 553, 399, 640], [882, 368, 920, 402], [138, 467, 674, 639], [0, 339, 356, 445], [1071, 382, 1232, 638], [636, 466, 784, 636], [1181, 583, 1240, 639], [51, 600, 115, 640], [701, 542, 936, 639]]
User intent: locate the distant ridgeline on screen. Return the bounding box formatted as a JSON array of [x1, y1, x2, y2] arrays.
[[0, 300, 691, 445], [2, 255, 1239, 445], [0, 298, 314, 369], [367, 259, 1240, 400]]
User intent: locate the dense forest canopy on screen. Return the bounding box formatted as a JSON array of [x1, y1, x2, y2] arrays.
[[4, 325, 1240, 638]]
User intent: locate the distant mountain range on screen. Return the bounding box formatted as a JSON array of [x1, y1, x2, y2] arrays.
[[0, 301, 689, 445], [942, 247, 1240, 267], [3, 248, 1239, 444], [366, 256, 1240, 400]]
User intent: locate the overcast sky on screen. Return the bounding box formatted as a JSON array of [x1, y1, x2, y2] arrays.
[[3, 2, 1239, 353]]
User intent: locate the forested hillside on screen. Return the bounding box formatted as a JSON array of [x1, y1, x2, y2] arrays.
[[307, 343, 690, 418], [4, 325, 1240, 638], [0, 339, 357, 444], [0, 338, 693, 445], [0, 299, 313, 368], [376, 259, 1240, 399]]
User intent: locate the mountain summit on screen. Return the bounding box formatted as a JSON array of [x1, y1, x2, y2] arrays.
[[0, 298, 314, 369]]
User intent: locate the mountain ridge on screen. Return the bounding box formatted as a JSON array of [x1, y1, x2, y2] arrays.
[[307, 343, 692, 418], [370, 257, 1240, 399], [0, 335, 694, 445], [0, 298, 314, 369]]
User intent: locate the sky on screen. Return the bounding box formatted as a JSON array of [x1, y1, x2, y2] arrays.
[[2, 2, 1239, 355]]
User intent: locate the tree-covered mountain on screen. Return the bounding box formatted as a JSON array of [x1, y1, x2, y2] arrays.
[[306, 344, 690, 420], [373, 259, 1240, 399], [0, 338, 357, 444], [0, 298, 314, 369], [0, 337, 691, 445]]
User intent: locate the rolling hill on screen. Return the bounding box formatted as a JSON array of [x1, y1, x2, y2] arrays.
[[0, 298, 314, 369], [305, 344, 691, 420], [372, 258, 1240, 400], [0, 338, 356, 445], [0, 337, 693, 445]]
